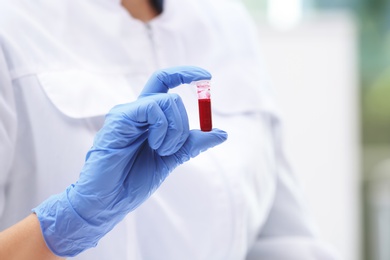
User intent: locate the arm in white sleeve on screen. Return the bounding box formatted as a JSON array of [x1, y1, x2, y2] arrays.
[[0, 46, 17, 222], [246, 114, 342, 260]]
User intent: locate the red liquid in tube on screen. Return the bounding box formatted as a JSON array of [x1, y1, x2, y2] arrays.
[[198, 98, 212, 131], [193, 80, 213, 132]]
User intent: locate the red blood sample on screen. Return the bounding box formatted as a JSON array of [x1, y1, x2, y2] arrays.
[[198, 98, 212, 131]]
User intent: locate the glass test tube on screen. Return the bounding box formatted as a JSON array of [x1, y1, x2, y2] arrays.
[[193, 80, 212, 132]]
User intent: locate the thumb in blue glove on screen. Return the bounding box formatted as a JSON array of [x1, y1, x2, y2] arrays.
[[32, 66, 228, 257]]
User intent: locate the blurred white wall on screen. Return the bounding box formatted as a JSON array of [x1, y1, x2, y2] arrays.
[[256, 12, 361, 260]]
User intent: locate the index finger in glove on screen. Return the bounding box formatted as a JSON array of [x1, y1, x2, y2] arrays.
[[139, 66, 212, 96]]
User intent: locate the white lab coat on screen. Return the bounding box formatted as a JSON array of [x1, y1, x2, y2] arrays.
[[0, 0, 340, 259]]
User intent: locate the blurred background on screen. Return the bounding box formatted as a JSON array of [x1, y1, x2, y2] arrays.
[[241, 0, 390, 260]]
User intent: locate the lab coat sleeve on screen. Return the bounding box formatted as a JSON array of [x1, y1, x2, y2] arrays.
[[0, 46, 17, 219], [246, 115, 342, 260]]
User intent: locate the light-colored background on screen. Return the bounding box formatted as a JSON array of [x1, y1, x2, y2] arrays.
[[245, 0, 390, 259], [242, 1, 362, 258], [255, 13, 360, 260]]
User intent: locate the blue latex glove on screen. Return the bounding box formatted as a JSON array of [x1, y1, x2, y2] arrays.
[[33, 66, 228, 257]]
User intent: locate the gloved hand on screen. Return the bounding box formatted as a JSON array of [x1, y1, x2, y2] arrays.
[[32, 66, 228, 257]]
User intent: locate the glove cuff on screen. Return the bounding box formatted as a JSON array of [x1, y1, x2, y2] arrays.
[[32, 187, 103, 257]]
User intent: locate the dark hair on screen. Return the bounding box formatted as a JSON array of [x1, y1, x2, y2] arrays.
[[150, 0, 163, 14]]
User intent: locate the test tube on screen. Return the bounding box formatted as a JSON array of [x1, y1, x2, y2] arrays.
[[193, 80, 212, 132]]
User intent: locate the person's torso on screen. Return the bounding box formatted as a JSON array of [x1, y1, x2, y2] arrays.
[[0, 0, 278, 259]]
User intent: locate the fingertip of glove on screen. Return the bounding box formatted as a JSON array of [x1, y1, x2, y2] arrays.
[[210, 128, 228, 141], [204, 129, 228, 146]]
